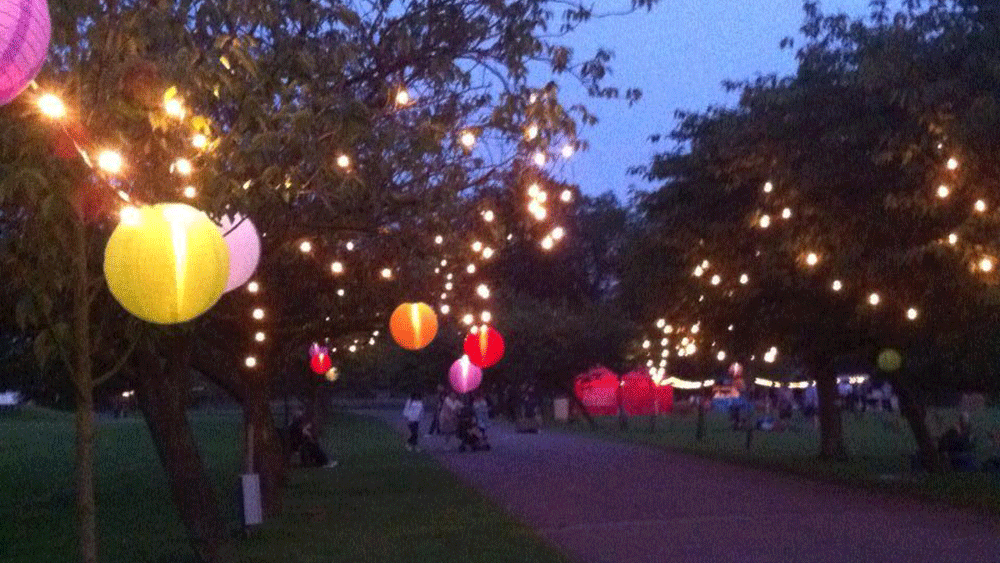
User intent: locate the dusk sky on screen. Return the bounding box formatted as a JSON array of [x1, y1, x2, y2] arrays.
[[555, 0, 874, 199]]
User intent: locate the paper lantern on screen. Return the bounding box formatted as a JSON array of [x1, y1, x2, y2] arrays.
[[449, 355, 482, 394], [877, 349, 902, 372], [104, 204, 229, 324], [0, 0, 50, 105], [218, 214, 260, 293], [324, 367, 339, 382], [309, 343, 327, 358], [310, 352, 331, 375], [389, 302, 438, 350], [463, 326, 505, 368]]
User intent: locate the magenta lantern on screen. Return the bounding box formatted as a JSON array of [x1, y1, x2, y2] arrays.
[[0, 0, 51, 105], [218, 214, 260, 293], [449, 355, 483, 394]]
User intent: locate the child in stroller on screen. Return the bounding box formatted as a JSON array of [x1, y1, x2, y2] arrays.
[[456, 405, 491, 452]]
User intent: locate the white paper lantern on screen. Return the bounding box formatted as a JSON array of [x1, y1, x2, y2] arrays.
[[218, 214, 260, 293]]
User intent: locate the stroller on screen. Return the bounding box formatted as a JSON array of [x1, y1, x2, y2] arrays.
[[456, 406, 491, 452]]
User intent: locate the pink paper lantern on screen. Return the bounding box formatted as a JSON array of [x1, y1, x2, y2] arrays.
[[309, 343, 327, 358], [218, 214, 260, 293], [0, 0, 51, 105], [449, 355, 483, 394]]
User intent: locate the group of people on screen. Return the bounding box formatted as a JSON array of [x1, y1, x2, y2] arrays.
[[403, 387, 491, 451], [837, 379, 898, 413]]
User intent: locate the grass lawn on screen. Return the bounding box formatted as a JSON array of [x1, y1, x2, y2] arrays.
[[555, 407, 1000, 515], [1, 407, 567, 563]]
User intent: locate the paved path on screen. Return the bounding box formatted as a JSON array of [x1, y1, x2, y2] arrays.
[[374, 412, 1000, 563]]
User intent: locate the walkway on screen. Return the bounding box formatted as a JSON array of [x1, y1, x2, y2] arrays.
[[376, 413, 1000, 563]]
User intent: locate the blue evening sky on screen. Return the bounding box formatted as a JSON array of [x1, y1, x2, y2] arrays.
[[554, 0, 874, 199]]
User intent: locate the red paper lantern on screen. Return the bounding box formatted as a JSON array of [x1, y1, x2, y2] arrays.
[[310, 352, 331, 375], [463, 325, 505, 368]]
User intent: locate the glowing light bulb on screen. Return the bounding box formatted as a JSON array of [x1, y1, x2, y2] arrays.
[[97, 150, 124, 174], [937, 185, 950, 199], [530, 203, 547, 221], [466, 264, 476, 274], [476, 284, 490, 299], [445, 282, 453, 291], [642, 340, 651, 349], [980, 257, 994, 272], [245, 356, 257, 368], [739, 273, 749, 285], [395, 88, 411, 105], [381, 268, 392, 279], [806, 252, 819, 266], [975, 199, 987, 213], [434, 235, 444, 244], [948, 232, 958, 245], [759, 215, 771, 228], [710, 274, 721, 285], [551, 226, 565, 240], [526, 124, 538, 139], [346, 241, 355, 251], [440, 304, 451, 314], [460, 131, 476, 148], [691, 323, 700, 334], [947, 157, 959, 170], [472, 241, 483, 252], [192, 133, 208, 149], [528, 183, 541, 198], [483, 210, 495, 222], [763, 181, 774, 193], [656, 319, 666, 328], [536, 190, 548, 203], [247, 281, 260, 293], [660, 338, 668, 346], [717, 351, 726, 362], [782, 207, 792, 219], [693, 266, 704, 277], [480, 310, 491, 323], [906, 307, 919, 321], [462, 313, 474, 325], [164, 97, 185, 118], [664, 324, 673, 334], [299, 240, 312, 253], [832, 280, 842, 292], [482, 247, 494, 259], [336, 154, 350, 168], [561, 144, 574, 158], [331, 261, 344, 274], [349, 345, 357, 353], [533, 151, 546, 167], [254, 332, 266, 342], [868, 293, 880, 306], [541, 236, 554, 250], [561, 189, 573, 203], [252, 308, 265, 320], [337, 288, 345, 297], [37, 93, 66, 118], [173, 158, 193, 176], [182, 186, 197, 198]]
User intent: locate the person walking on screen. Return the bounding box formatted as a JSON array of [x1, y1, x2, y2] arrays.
[[438, 391, 461, 443], [473, 393, 490, 433], [427, 384, 446, 436], [402, 392, 425, 451]]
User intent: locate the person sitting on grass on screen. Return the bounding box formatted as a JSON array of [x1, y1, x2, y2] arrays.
[[290, 408, 337, 468]]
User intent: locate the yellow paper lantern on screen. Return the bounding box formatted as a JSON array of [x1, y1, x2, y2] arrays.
[[390, 302, 438, 350], [104, 203, 229, 324], [877, 349, 902, 372]]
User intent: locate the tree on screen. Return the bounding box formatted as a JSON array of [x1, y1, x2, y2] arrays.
[[632, 0, 1000, 465]]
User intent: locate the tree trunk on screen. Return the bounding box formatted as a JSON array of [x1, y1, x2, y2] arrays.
[[891, 375, 942, 473], [816, 367, 847, 461], [71, 219, 97, 563], [134, 337, 226, 563], [560, 381, 597, 429], [244, 375, 285, 517]]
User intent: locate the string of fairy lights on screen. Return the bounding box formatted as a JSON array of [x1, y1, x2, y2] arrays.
[[637, 144, 990, 385], [29, 77, 580, 375]]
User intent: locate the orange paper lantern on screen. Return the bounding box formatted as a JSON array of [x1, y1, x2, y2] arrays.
[[463, 325, 505, 368], [390, 302, 438, 350]]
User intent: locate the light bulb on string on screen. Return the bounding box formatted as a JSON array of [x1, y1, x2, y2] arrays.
[[947, 157, 959, 170], [460, 131, 476, 148], [252, 308, 265, 320], [480, 310, 491, 323], [759, 215, 771, 228], [97, 150, 124, 174], [868, 293, 880, 306], [164, 97, 186, 118], [533, 151, 547, 167], [472, 241, 483, 252], [254, 332, 266, 342], [739, 273, 749, 285], [561, 144, 574, 158], [434, 235, 444, 244], [541, 236, 554, 251], [172, 158, 193, 176], [551, 226, 565, 240], [906, 307, 919, 321], [483, 210, 495, 222], [937, 185, 950, 199], [337, 288, 345, 297], [482, 247, 494, 260], [476, 284, 490, 299], [395, 88, 411, 106], [975, 199, 987, 213], [380, 268, 393, 279], [192, 134, 208, 149], [37, 93, 66, 118], [656, 319, 666, 328], [560, 189, 573, 203], [462, 313, 474, 325], [710, 274, 721, 286], [298, 240, 312, 253], [693, 266, 704, 277], [345, 241, 355, 251], [805, 252, 819, 267], [642, 340, 651, 349], [831, 280, 842, 292], [336, 154, 350, 168], [331, 261, 344, 274], [763, 181, 774, 193], [440, 304, 450, 315], [466, 264, 476, 274], [445, 282, 453, 291], [527, 183, 541, 199], [247, 281, 260, 293], [526, 124, 539, 139], [182, 186, 197, 198], [245, 356, 257, 368], [979, 257, 994, 272], [948, 233, 959, 245], [782, 208, 792, 219]]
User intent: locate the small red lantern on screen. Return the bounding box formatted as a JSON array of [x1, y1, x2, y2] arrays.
[[463, 325, 505, 368], [310, 352, 331, 375]]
